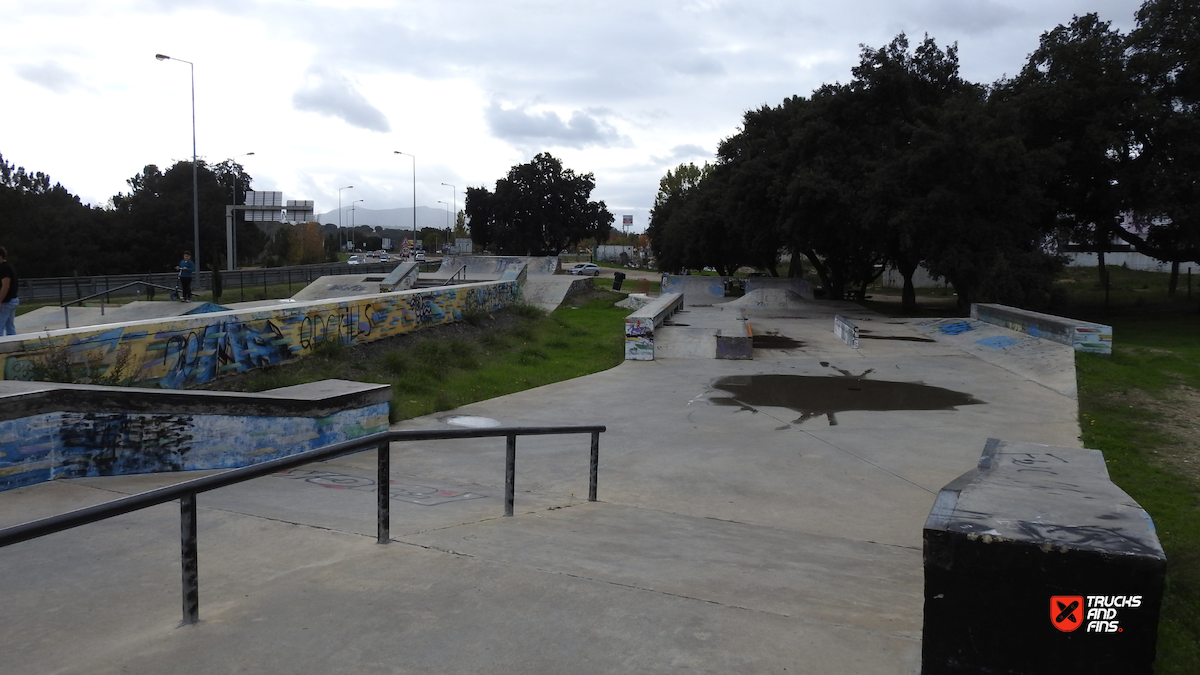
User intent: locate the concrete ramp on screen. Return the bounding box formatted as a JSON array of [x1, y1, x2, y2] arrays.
[[290, 275, 393, 302], [521, 276, 592, 312], [429, 256, 559, 282], [661, 275, 730, 304], [16, 301, 232, 333], [729, 288, 811, 310]]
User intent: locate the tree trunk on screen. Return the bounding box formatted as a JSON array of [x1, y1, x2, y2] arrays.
[[1169, 260, 1179, 298], [896, 259, 918, 314]]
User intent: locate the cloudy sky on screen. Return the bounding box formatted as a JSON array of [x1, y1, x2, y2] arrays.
[[2, 0, 1147, 233]]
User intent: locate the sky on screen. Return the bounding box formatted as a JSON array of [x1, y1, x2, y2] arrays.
[[1, 0, 1148, 234]]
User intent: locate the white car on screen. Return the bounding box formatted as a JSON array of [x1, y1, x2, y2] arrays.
[[347, 255, 366, 265], [415, 252, 426, 262], [567, 262, 601, 276], [380, 253, 389, 262]]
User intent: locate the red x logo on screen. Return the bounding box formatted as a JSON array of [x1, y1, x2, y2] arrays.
[[1051, 596, 1084, 632]]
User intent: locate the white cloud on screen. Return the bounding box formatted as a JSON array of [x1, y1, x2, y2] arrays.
[[484, 102, 628, 149], [292, 66, 391, 133], [14, 61, 88, 94]]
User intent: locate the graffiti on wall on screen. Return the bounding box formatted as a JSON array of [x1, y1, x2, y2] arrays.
[[0, 403, 390, 492], [1, 281, 520, 389], [625, 317, 655, 360]]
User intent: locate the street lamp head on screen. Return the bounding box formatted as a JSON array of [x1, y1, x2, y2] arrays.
[[155, 54, 170, 61]]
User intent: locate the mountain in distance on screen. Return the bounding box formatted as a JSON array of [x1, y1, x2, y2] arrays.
[[316, 206, 453, 231]]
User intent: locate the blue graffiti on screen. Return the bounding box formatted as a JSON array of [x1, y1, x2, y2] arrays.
[[940, 321, 974, 336]]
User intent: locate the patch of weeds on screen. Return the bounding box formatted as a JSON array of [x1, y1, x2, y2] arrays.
[[382, 351, 408, 375], [546, 339, 571, 350], [517, 346, 550, 365], [461, 309, 491, 327], [311, 337, 344, 360], [479, 332, 510, 349], [508, 303, 546, 321], [434, 391, 456, 411], [26, 337, 144, 386]]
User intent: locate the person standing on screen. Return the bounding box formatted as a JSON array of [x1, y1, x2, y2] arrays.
[[0, 246, 19, 336], [175, 250, 195, 302]]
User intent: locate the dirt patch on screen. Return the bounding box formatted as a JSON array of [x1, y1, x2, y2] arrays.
[[1109, 386, 1200, 484]]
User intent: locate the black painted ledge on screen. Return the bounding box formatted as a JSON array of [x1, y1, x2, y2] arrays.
[[922, 439, 1166, 675]]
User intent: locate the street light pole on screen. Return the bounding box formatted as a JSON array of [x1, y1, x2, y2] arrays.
[[226, 152, 254, 270], [351, 199, 363, 230], [441, 182, 456, 228], [338, 185, 354, 248], [155, 53, 201, 277], [394, 151, 416, 256]]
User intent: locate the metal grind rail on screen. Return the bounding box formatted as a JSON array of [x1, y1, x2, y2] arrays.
[[0, 424, 605, 626]]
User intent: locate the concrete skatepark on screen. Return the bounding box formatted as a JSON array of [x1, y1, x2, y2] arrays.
[[0, 274, 1091, 673]]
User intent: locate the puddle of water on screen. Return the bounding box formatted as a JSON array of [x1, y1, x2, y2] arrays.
[[440, 415, 502, 428], [709, 373, 983, 426], [752, 333, 804, 349]]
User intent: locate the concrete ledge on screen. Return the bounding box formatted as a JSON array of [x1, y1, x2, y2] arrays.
[[624, 293, 684, 360], [834, 314, 860, 349], [971, 303, 1112, 354], [923, 439, 1165, 675], [715, 310, 752, 360], [0, 379, 390, 491]]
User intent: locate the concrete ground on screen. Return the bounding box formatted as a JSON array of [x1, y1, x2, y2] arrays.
[[0, 298, 1080, 674]]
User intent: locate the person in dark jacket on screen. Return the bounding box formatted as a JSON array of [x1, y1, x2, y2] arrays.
[[174, 250, 195, 302], [0, 246, 19, 336]]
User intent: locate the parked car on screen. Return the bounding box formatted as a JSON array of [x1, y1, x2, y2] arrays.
[[567, 262, 601, 276]]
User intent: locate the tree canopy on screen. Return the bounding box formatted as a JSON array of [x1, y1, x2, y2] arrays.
[[649, 0, 1200, 313], [465, 153, 613, 255], [0, 154, 268, 277]]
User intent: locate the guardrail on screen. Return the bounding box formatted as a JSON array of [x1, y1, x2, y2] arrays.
[[17, 262, 402, 304], [0, 424, 605, 626]]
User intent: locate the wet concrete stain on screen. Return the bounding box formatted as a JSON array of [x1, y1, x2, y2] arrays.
[[709, 373, 983, 426], [752, 332, 804, 349]]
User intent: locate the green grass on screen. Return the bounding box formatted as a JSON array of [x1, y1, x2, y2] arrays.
[[592, 276, 661, 295], [210, 293, 628, 423], [1073, 312, 1200, 673]]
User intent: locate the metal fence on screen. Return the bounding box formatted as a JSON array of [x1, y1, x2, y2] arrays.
[[16, 261, 404, 305], [0, 424, 605, 625]]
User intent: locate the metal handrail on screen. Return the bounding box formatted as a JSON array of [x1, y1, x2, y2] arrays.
[[60, 280, 181, 329], [0, 424, 605, 625], [442, 264, 468, 285]]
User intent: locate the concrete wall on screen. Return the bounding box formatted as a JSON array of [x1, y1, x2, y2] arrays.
[[660, 275, 728, 304], [0, 280, 521, 390], [0, 379, 390, 492], [971, 303, 1113, 355]]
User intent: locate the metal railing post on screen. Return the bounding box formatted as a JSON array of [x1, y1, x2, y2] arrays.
[[589, 431, 599, 502], [180, 493, 200, 625], [377, 442, 390, 544], [505, 434, 517, 517]]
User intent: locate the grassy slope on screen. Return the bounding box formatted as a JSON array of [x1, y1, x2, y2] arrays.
[[208, 292, 628, 423], [1074, 312, 1200, 673]]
